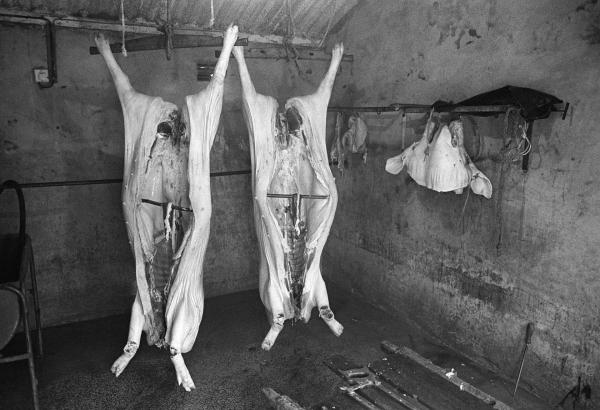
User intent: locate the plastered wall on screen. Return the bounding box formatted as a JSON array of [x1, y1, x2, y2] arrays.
[[322, 0, 600, 400]]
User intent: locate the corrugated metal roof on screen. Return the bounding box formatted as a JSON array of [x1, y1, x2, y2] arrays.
[[0, 0, 358, 42]]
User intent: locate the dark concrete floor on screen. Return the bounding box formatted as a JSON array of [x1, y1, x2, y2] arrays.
[[0, 287, 550, 410]]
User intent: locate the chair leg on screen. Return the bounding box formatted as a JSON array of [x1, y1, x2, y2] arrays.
[[28, 249, 43, 357], [14, 286, 40, 410]]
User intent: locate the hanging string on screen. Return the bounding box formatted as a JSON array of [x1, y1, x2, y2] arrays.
[[400, 111, 407, 149], [284, 0, 302, 76], [209, 0, 215, 28], [120, 0, 127, 56], [459, 186, 470, 234], [495, 107, 519, 256], [164, 0, 174, 59], [318, 0, 337, 48], [286, 0, 295, 38]]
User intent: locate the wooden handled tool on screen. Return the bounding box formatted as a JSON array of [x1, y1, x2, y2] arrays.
[[513, 322, 534, 398]]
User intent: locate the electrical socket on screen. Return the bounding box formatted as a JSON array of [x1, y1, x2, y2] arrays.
[[33, 68, 49, 83]]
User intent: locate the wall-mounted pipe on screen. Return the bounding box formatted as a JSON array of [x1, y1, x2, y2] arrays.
[[38, 17, 56, 88]]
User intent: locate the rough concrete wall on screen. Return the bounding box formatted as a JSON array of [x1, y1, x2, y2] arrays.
[[322, 0, 600, 401], [0, 24, 351, 327]]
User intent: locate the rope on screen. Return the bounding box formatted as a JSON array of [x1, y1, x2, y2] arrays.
[[499, 109, 531, 163], [283, 0, 303, 76], [400, 111, 406, 149], [495, 107, 519, 256], [286, 0, 295, 38], [209, 0, 215, 28], [120, 0, 127, 56], [164, 0, 173, 59], [318, 0, 337, 48], [459, 187, 470, 235]]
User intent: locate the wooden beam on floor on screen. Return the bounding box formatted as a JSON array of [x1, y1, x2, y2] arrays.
[[381, 341, 513, 410]]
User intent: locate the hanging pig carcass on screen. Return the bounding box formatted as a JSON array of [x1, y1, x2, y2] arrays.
[[95, 25, 239, 391], [232, 44, 345, 350]]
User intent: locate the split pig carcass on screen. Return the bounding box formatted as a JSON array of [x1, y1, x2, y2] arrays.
[[95, 25, 239, 391], [232, 43, 345, 350], [386, 118, 492, 199]]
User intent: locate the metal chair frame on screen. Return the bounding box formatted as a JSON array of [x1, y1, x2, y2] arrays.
[[1, 180, 43, 410]]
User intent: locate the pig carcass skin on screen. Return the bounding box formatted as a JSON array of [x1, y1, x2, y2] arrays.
[[95, 25, 238, 391], [233, 44, 345, 350]]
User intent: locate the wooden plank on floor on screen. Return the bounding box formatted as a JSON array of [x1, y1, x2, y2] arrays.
[[381, 341, 513, 410], [370, 356, 489, 410]]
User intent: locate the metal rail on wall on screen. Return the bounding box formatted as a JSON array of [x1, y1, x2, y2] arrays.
[[328, 101, 570, 173], [19, 169, 252, 189], [328, 102, 570, 118]]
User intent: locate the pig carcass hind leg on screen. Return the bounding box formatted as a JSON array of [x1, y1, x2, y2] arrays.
[[301, 276, 343, 337], [169, 347, 195, 391], [260, 281, 286, 350], [111, 292, 145, 377], [163, 23, 239, 390], [319, 306, 344, 337], [261, 313, 285, 351]]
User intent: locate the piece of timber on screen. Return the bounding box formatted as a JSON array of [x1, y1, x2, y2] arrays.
[[369, 357, 487, 410], [324, 355, 429, 410], [381, 341, 513, 410], [90, 35, 248, 55], [215, 48, 354, 62], [0, 9, 314, 47], [262, 387, 306, 410]]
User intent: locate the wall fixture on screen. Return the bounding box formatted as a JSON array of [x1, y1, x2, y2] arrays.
[[1, 14, 57, 88]]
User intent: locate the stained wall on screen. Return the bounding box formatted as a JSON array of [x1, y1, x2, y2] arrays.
[[322, 0, 600, 400], [0, 23, 351, 326]]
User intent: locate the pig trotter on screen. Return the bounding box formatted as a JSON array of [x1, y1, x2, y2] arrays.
[[262, 314, 285, 351], [319, 306, 344, 337], [111, 340, 139, 377], [169, 347, 196, 391]]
